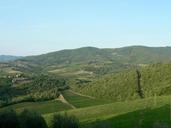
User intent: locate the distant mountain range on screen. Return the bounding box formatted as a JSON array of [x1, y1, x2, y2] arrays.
[[21, 46, 171, 65], [1, 46, 171, 77], [0, 55, 22, 62]]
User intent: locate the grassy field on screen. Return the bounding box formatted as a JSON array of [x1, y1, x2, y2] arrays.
[[44, 95, 171, 127], [1, 89, 171, 127], [62, 90, 111, 108], [0, 100, 71, 114], [0, 90, 111, 115]]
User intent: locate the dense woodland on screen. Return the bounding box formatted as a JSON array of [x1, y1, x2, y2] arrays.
[[0, 75, 67, 107]]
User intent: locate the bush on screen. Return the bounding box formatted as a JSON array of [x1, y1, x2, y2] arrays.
[[51, 113, 80, 128], [0, 109, 19, 128], [19, 109, 47, 128]]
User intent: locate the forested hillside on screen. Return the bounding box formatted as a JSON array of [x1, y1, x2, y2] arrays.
[[2, 46, 170, 78], [0, 75, 67, 107], [21, 46, 171, 65], [1, 46, 171, 103], [72, 63, 171, 101]]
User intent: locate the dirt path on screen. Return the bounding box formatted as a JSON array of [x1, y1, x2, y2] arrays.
[[57, 93, 76, 109], [69, 90, 96, 99]]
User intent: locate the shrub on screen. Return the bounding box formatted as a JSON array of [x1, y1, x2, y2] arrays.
[[19, 109, 47, 128], [0, 109, 19, 128], [51, 113, 80, 128]]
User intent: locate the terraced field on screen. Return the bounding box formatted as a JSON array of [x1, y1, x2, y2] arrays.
[[44, 95, 171, 128]]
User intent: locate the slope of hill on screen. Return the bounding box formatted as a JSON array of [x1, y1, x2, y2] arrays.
[[0, 55, 22, 62], [72, 63, 171, 101], [111, 46, 171, 64], [6, 46, 171, 78], [21, 46, 171, 65], [44, 95, 171, 128]]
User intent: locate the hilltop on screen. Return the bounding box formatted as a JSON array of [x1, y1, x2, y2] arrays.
[[1, 46, 171, 78]]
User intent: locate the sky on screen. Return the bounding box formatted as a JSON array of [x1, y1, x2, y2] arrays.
[[0, 0, 171, 56]]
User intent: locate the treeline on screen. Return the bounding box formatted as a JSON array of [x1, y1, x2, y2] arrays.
[[0, 75, 68, 107], [0, 109, 80, 128]]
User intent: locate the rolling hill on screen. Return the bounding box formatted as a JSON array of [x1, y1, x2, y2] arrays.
[[21, 46, 171, 65], [3, 46, 171, 78], [0, 46, 171, 128], [72, 63, 171, 101]]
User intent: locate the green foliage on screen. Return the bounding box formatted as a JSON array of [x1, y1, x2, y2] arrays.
[[0, 109, 19, 128], [51, 113, 80, 128], [73, 69, 138, 101], [1, 46, 171, 128], [0, 109, 48, 128], [19, 109, 47, 128], [73, 63, 171, 101], [0, 77, 12, 87], [0, 77, 13, 105], [0, 75, 68, 107], [27, 75, 67, 101]]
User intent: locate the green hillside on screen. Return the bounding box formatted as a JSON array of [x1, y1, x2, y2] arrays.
[[21, 46, 171, 66], [4, 46, 171, 78], [44, 95, 171, 128], [111, 46, 171, 64], [73, 63, 171, 101], [1, 46, 171, 128]]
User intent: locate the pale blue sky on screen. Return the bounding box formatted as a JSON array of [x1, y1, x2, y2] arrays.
[[0, 0, 171, 56]]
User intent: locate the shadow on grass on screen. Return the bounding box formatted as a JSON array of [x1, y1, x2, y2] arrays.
[[83, 104, 171, 128]]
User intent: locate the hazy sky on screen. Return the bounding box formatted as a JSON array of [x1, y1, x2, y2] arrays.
[[0, 0, 171, 56]]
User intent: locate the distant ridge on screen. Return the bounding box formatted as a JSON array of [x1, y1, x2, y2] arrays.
[[21, 45, 171, 65], [0, 55, 22, 62]]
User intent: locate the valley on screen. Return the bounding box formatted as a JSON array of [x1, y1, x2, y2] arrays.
[[0, 46, 171, 128]]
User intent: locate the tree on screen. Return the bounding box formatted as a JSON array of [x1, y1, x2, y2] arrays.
[[51, 113, 80, 128], [19, 109, 47, 128], [0, 109, 19, 128], [136, 69, 144, 98]]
